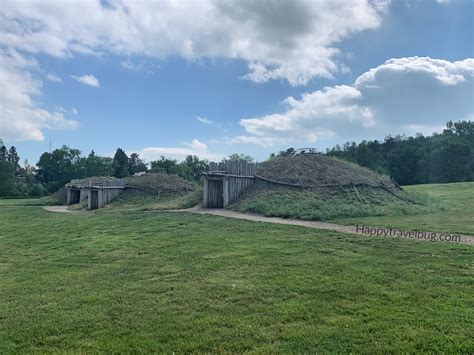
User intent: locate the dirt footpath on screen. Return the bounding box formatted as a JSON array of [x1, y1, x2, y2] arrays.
[[176, 207, 474, 246], [43, 206, 79, 213], [41, 204, 474, 246]]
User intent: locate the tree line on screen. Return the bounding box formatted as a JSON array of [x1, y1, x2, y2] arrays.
[[324, 120, 473, 185], [0, 143, 210, 197]]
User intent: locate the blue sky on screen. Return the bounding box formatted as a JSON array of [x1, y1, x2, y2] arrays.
[[1, 0, 473, 164]]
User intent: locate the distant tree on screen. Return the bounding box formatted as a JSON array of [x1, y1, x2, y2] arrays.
[[28, 184, 46, 197], [36, 145, 82, 192], [270, 148, 296, 158], [150, 156, 177, 174], [428, 138, 472, 183], [78, 151, 114, 177], [181, 155, 208, 180], [128, 153, 147, 175], [224, 153, 254, 162], [112, 148, 129, 178], [324, 120, 474, 185], [169, 163, 193, 179], [7, 146, 20, 172], [444, 120, 474, 145], [0, 160, 17, 196], [0, 145, 7, 161]]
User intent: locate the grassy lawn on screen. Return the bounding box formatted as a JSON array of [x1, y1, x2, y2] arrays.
[[335, 182, 474, 235], [0, 205, 473, 352], [0, 197, 58, 207]]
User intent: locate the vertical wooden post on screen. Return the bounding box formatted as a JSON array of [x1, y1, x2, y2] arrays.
[[66, 188, 72, 205], [98, 188, 104, 208], [87, 189, 92, 210], [223, 177, 229, 207], [203, 177, 209, 208]]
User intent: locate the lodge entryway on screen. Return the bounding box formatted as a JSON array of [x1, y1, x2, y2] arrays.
[[89, 190, 99, 210], [207, 179, 224, 208], [69, 189, 80, 204]]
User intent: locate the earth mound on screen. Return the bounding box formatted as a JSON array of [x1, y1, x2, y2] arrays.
[[113, 173, 200, 210], [231, 154, 434, 221], [256, 154, 394, 188]]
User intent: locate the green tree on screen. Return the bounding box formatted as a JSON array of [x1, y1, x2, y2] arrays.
[[0, 160, 17, 196], [112, 148, 129, 178], [0, 138, 7, 161], [428, 138, 472, 183], [181, 155, 208, 180], [7, 146, 20, 172], [128, 153, 147, 175], [80, 151, 114, 177], [324, 121, 473, 185], [224, 153, 254, 162], [36, 145, 82, 192], [0, 145, 7, 161], [150, 156, 177, 174]]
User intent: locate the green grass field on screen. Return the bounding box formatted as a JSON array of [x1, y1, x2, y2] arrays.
[[0, 183, 473, 352], [335, 182, 474, 235]]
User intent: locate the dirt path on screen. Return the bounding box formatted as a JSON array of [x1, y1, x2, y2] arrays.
[[41, 204, 473, 246], [43, 205, 80, 213], [173, 207, 474, 246]]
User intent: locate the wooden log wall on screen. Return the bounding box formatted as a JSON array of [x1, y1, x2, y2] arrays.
[[204, 160, 257, 208], [69, 178, 127, 188], [100, 188, 124, 207], [227, 176, 254, 204], [208, 160, 257, 176], [87, 187, 125, 210]]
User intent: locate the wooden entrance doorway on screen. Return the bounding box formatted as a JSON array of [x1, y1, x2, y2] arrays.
[[206, 179, 224, 208]]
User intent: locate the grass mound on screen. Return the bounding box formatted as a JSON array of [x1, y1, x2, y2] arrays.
[[112, 173, 201, 210], [231, 154, 440, 221], [257, 154, 392, 186], [127, 173, 196, 194]]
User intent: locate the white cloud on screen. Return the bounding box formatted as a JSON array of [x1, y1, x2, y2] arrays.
[[46, 73, 63, 83], [196, 116, 213, 125], [121, 59, 144, 71], [0, 49, 78, 141], [137, 139, 222, 161], [185, 138, 208, 152], [0, 0, 389, 86], [70, 74, 100, 87], [235, 57, 474, 146], [196, 116, 223, 129]]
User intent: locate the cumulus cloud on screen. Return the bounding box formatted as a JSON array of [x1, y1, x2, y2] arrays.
[[70, 74, 100, 87], [0, 0, 388, 85], [235, 57, 474, 146], [137, 139, 222, 161], [0, 0, 391, 143], [0, 50, 78, 141]]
